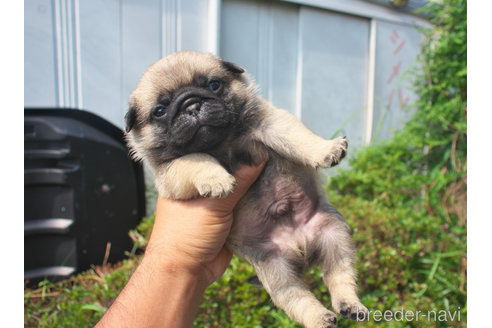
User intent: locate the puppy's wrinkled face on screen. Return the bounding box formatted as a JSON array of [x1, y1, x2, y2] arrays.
[[126, 51, 249, 162]]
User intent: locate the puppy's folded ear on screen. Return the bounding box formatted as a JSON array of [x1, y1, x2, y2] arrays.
[[125, 105, 137, 133], [220, 59, 245, 74]]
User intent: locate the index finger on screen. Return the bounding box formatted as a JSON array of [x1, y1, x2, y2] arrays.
[[227, 160, 267, 206]]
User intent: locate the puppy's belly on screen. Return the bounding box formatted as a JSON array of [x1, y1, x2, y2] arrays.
[[230, 162, 329, 260], [268, 212, 326, 255]]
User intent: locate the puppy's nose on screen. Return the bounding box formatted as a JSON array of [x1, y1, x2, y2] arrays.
[[182, 97, 201, 115], [185, 102, 201, 115]]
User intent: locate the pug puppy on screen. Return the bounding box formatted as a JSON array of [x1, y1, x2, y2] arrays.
[[125, 51, 368, 328]]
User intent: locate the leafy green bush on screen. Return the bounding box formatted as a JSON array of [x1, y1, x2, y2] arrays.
[[327, 0, 467, 326]]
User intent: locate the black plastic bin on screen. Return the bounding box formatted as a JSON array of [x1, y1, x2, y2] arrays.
[[24, 108, 146, 286]]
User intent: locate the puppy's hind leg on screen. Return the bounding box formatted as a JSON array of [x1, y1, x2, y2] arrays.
[[252, 257, 338, 328], [318, 217, 368, 321]]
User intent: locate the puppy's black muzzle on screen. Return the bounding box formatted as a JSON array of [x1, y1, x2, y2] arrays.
[[164, 87, 230, 152], [182, 97, 201, 116], [170, 88, 215, 122]]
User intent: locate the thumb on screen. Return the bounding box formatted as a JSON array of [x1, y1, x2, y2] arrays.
[[221, 160, 267, 208]]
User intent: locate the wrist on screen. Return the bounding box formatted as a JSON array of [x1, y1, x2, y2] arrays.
[[137, 253, 207, 327], [97, 248, 207, 328], [142, 245, 209, 291]]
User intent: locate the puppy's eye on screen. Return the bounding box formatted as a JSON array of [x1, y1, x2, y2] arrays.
[[153, 106, 166, 117], [208, 80, 222, 92]]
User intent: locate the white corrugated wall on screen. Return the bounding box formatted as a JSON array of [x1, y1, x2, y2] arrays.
[[24, 0, 430, 149]]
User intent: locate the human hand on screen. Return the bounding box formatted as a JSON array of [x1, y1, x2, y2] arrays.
[[96, 161, 265, 328], [145, 161, 266, 287]]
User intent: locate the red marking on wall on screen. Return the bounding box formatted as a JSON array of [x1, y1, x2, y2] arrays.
[[386, 29, 410, 110], [386, 89, 395, 109], [386, 60, 402, 84], [398, 88, 410, 108], [393, 40, 406, 56]]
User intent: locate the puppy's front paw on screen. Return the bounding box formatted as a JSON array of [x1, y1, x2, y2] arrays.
[[194, 168, 236, 198], [334, 300, 368, 322], [319, 136, 348, 168]]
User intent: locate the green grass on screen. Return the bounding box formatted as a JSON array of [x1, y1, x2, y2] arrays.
[[24, 257, 137, 327], [24, 187, 466, 327]]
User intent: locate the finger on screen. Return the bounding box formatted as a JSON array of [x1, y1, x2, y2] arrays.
[[207, 247, 233, 284], [216, 246, 233, 269], [226, 160, 267, 206], [158, 160, 267, 217]]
